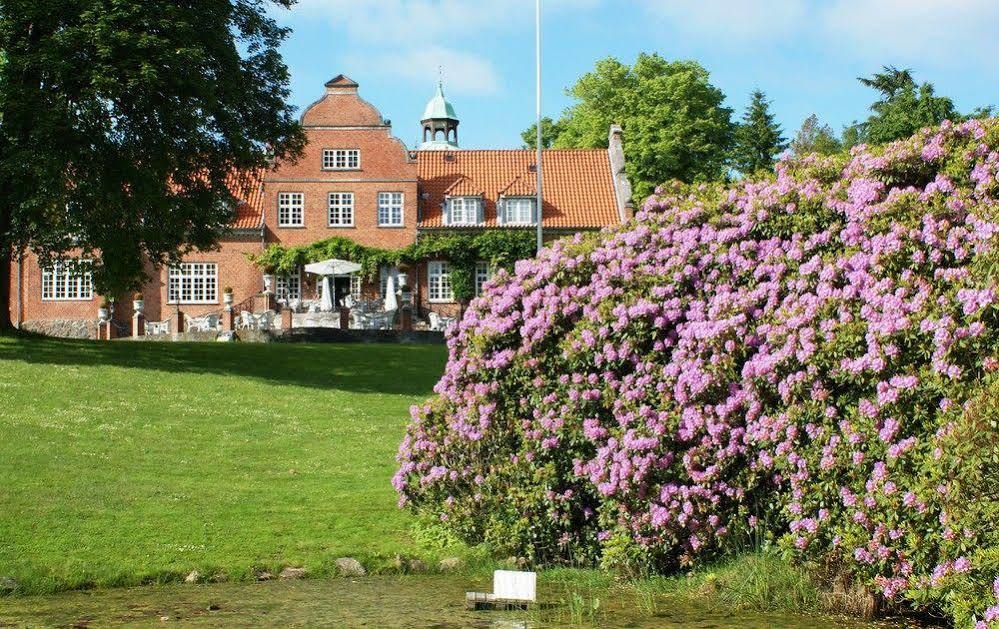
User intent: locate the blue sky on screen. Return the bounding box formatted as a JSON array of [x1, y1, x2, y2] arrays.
[[273, 0, 999, 150]]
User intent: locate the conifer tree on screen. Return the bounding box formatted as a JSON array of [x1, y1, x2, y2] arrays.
[[731, 90, 788, 175]]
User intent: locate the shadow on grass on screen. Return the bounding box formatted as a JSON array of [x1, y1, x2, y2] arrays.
[[3, 332, 447, 395]]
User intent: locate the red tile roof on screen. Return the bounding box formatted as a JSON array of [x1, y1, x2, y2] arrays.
[[225, 170, 264, 231], [444, 175, 485, 197], [417, 149, 622, 229]]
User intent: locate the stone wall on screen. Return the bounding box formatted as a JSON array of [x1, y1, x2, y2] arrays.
[[134, 329, 276, 343], [20, 319, 97, 339]]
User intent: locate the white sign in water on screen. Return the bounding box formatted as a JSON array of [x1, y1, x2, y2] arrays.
[[493, 570, 537, 602]]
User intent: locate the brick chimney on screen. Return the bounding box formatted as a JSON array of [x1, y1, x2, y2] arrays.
[[608, 124, 634, 222], [325, 74, 359, 95]]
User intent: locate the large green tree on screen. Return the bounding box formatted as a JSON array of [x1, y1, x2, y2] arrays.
[[520, 117, 563, 150], [0, 0, 305, 329], [524, 54, 734, 200], [731, 90, 788, 175], [856, 66, 960, 145], [790, 114, 844, 157]]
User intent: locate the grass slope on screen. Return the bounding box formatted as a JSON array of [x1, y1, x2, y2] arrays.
[[0, 335, 448, 595]]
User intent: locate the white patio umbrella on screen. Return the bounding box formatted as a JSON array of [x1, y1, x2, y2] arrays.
[[384, 272, 398, 311], [304, 259, 362, 277], [320, 276, 334, 312]]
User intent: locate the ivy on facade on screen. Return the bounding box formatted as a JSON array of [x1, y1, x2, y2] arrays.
[[249, 230, 537, 302]]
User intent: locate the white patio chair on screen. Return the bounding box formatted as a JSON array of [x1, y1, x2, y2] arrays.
[[145, 320, 170, 335], [239, 310, 254, 330], [439, 315, 457, 332], [204, 314, 221, 331], [258, 310, 276, 331], [428, 311, 442, 331], [184, 314, 203, 332], [381, 309, 397, 330]]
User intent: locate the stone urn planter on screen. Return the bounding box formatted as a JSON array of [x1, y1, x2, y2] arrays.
[[97, 305, 110, 322], [132, 293, 144, 314], [262, 274, 275, 294], [223, 289, 234, 308]]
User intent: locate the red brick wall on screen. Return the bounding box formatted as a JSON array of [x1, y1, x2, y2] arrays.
[[8, 81, 567, 336], [264, 99, 419, 250], [10, 249, 98, 323], [141, 237, 264, 323], [9, 239, 264, 336]]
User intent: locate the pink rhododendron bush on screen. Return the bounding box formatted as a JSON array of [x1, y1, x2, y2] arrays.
[[395, 120, 999, 626]]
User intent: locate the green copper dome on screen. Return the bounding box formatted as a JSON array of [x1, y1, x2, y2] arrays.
[[422, 83, 458, 121]]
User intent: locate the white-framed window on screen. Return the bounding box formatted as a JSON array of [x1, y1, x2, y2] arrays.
[[501, 197, 536, 225], [379, 266, 399, 298], [446, 197, 482, 225], [350, 275, 363, 299], [428, 261, 454, 303], [322, 149, 360, 170], [276, 271, 301, 301], [41, 259, 93, 301], [378, 192, 404, 227], [328, 192, 354, 227], [475, 261, 492, 297], [168, 262, 218, 304], [278, 192, 304, 227]]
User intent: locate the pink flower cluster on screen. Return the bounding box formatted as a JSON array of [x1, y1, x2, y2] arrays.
[[395, 119, 999, 619]]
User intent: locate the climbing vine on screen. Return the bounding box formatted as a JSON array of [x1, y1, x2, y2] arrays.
[[249, 230, 538, 302]]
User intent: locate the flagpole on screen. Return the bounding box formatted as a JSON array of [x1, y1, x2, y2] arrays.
[[535, 0, 544, 254]]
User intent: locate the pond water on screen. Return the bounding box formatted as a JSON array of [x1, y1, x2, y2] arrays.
[[0, 575, 915, 628]]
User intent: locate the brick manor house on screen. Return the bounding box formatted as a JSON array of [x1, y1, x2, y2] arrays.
[[7, 75, 633, 338]]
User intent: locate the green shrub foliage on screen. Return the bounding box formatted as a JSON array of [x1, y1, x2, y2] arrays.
[[395, 120, 999, 626]]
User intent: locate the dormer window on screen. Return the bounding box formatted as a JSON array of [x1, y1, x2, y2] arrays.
[[445, 196, 482, 225], [500, 197, 536, 225], [322, 149, 360, 170]]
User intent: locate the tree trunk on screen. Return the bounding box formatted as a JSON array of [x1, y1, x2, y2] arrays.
[[0, 239, 11, 332], [0, 17, 42, 332]]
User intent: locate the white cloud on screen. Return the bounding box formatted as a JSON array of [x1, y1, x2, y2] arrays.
[[345, 45, 502, 95], [293, 0, 600, 44], [820, 0, 999, 69], [637, 0, 999, 73], [289, 0, 598, 96], [638, 0, 809, 42]]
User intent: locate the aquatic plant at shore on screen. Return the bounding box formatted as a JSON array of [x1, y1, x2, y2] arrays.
[[395, 119, 999, 626]]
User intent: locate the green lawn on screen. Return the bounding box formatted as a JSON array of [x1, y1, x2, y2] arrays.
[[0, 334, 450, 595]]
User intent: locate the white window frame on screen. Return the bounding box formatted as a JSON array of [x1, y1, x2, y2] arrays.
[[168, 262, 218, 305], [446, 196, 482, 226], [322, 149, 360, 171], [501, 197, 536, 225], [41, 259, 93, 301], [378, 192, 404, 227], [276, 271, 302, 302], [350, 275, 363, 299], [428, 261, 454, 303], [328, 192, 355, 227], [474, 261, 492, 297], [278, 192, 304, 227]]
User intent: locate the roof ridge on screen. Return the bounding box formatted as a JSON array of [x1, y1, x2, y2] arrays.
[[416, 148, 608, 154]]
